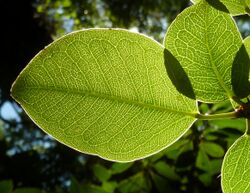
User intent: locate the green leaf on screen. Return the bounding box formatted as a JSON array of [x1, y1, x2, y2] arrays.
[[197, 158, 222, 186], [221, 135, 250, 193], [210, 118, 246, 132], [13, 188, 45, 193], [0, 180, 13, 193], [191, 0, 250, 15], [117, 173, 150, 193], [219, 0, 250, 15], [196, 148, 210, 171], [200, 141, 225, 158], [102, 181, 117, 193], [165, 0, 242, 102], [81, 185, 107, 193], [198, 173, 212, 187], [210, 159, 223, 175], [93, 164, 112, 182], [150, 173, 173, 193], [165, 139, 192, 160], [70, 176, 84, 193], [70, 178, 107, 193], [111, 162, 133, 174], [196, 147, 222, 174], [11, 29, 197, 162], [153, 161, 180, 180]]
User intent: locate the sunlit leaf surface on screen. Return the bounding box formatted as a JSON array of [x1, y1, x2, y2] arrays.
[[11, 29, 197, 162], [221, 134, 250, 193], [165, 0, 242, 102], [191, 0, 250, 15]]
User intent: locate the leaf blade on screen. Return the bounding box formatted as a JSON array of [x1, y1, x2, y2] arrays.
[[221, 135, 250, 193], [165, 1, 242, 102], [191, 0, 250, 15], [11, 29, 197, 162]]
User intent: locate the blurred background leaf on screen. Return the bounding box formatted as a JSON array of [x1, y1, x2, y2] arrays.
[[0, 180, 13, 193]]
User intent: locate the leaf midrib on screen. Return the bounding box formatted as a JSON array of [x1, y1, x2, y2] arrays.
[[15, 85, 197, 117]]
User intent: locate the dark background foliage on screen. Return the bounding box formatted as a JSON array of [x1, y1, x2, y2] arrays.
[[0, 0, 249, 193]]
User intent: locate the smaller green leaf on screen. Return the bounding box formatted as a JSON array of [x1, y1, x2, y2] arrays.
[[0, 180, 13, 193], [210, 100, 233, 113], [221, 135, 250, 193], [150, 173, 173, 193], [204, 133, 219, 141], [191, 0, 250, 15], [153, 161, 180, 181], [146, 151, 165, 163], [199, 103, 210, 114], [69, 176, 83, 193], [196, 144, 223, 175], [93, 164, 112, 182], [117, 173, 150, 193], [198, 173, 212, 187], [210, 159, 223, 175], [200, 142, 225, 158], [164, 139, 192, 160], [81, 185, 107, 193], [13, 188, 45, 193], [102, 181, 117, 193], [210, 119, 246, 132], [111, 162, 133, 174], [165, 0, 242, 102], [196, 148, 210, 171]]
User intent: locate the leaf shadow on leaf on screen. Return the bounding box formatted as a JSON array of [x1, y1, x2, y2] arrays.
[[231, 44, 250, 98], [163, 49, 196, 100], [205, 0, 229, 14]]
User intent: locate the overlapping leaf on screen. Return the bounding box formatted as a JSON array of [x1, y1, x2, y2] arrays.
[[191, 0, 250, 15], [221, 135, 250, 193], [165, 0, 242, 102], [11, 29, 197, 162], [232, 37, 250, 98]]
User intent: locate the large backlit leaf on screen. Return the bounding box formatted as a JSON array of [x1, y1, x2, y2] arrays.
[[221, 134, 250, 193], [11, 29, 197, 162], [191, 0, 250, 15], [165, 0, 242, 102]]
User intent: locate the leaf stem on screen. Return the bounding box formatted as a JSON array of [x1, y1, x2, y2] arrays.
[[195, 111, 240, 120]]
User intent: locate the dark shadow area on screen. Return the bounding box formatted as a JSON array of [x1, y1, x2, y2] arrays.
[[205, 0, 229, 13], [164, 49, 196, 100], [232, 44, 250, 98], [0, 0, 52, 101]]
